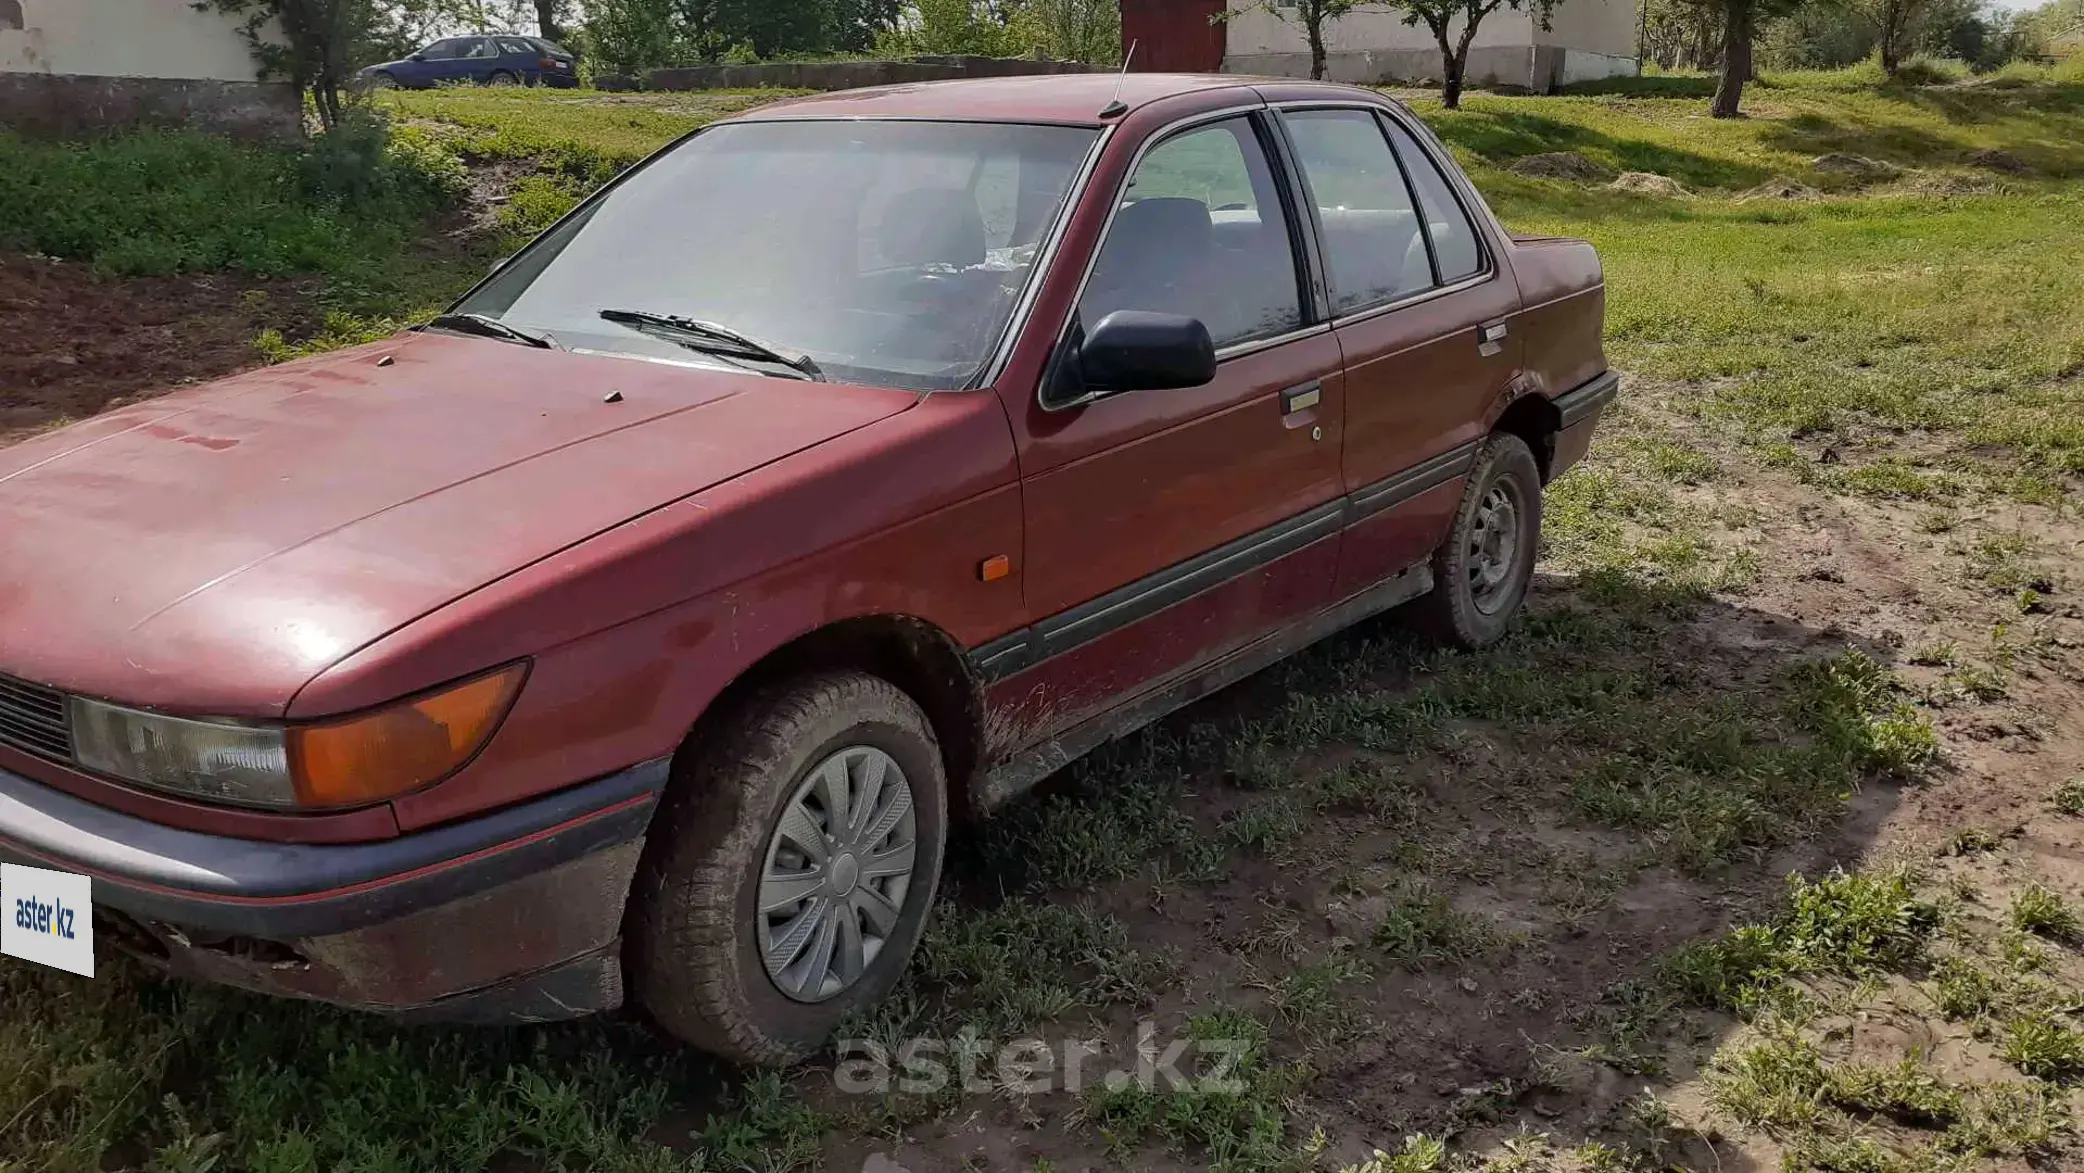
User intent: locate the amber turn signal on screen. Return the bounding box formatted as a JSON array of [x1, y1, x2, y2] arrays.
[[287, 663, 528, 807]]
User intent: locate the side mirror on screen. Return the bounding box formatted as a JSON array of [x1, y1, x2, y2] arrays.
[[1080, 311, 1217, 394], [488, 254, 513, 276]]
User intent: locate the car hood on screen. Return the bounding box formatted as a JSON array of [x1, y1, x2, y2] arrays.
[[0, 333, 916, 715]]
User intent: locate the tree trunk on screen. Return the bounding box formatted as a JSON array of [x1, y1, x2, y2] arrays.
[[1308, 18, 1327, 80], [534, 0, 562, 43], [1712, 0, 1752, 119]]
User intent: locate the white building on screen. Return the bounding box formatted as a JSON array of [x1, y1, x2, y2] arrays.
[[1221, 0, 1640, 91], [0, 0, 296, 138]]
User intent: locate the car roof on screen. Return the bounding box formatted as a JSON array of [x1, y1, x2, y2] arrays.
[[726, 73, 1385, 127]]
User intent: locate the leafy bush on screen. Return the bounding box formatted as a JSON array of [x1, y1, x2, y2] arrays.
[[298, 109, 467, 212]]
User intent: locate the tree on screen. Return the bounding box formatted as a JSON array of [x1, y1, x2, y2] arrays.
[[1843, 0, 1938, 73], [1383, 0, 1561, 107], [207, 0, 397, 128], [1713, 0, 1803, 117], [534, 0, 564, 41], [1228, 0, 1368, 81], [1232, 0, 1555, 107]]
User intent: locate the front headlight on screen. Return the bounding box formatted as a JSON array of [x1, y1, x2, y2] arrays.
[[68, 663, 527, 809], [70, 702, 292, 806]]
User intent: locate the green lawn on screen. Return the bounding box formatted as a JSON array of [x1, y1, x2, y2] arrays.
[[5, 75, 2084, 1173]]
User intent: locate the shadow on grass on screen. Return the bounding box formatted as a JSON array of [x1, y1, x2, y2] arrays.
[[4, 569, 1918, 1173], [1756, 109, 1969, 169], [1560, 74, 1719, 99], [1430, 106, 1775, 190]]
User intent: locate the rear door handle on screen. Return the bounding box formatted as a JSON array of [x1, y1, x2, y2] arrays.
[[1280, 381, 1321, 415]]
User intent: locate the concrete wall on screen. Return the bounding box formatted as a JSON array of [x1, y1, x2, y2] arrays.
[[2, 0, 261, 79], [1221, 0, 1637, 90], [653, 55, 1095, 93], [0, 0, 298, 138]]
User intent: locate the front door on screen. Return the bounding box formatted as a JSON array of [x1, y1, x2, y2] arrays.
[[988, 111, 1346, 749], [1276, 106, 1523, 597]]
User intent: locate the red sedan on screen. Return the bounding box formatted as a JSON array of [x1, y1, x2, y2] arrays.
[[0, 74, 1614, 1063]]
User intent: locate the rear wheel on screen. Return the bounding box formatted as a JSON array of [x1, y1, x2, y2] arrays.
[[1412, 432, 1543, 648], [485, 70, 518, 87], [630, 672, 948, 1065]]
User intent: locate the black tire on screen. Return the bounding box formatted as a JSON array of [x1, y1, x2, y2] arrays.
[[630, 671, 948, 1065], [1412, 432, 1543, 648], [485, 70, 518, 87]]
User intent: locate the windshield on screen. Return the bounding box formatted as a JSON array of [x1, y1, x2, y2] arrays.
[[457, 119, 1100, 391]]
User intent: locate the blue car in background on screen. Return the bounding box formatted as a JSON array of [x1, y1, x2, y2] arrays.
[[360, 34, 578, 89]]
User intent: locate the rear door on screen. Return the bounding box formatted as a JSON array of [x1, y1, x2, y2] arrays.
[[1276, 104, 1522, 598], [991, 110, 1346, 742]]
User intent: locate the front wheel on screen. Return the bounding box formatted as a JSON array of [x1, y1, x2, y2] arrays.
[[1412, 432, 1543, 648], [630, 672, 948, 1065]]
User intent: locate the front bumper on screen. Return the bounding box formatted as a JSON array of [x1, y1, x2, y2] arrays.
[[0, 758, 667, 1022]]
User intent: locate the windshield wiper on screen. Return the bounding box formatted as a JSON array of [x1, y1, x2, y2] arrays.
[[424, 312, 559, 349], [598, 309, 825, 382]]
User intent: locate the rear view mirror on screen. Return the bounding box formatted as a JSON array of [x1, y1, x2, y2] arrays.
[[1081, 311, 1217, 393]]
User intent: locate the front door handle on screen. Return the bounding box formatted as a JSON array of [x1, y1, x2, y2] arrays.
[[1280, 381, 1321, 415], [1478, 322, 1508, 357]]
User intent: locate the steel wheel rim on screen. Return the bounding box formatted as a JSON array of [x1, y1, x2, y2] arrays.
[[1466, 481, 1524, 615], [756, 745, 917, 1003]]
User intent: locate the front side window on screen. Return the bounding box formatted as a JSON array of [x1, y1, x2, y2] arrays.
[[1282, 109, 1431, 313], [457, 120, 1098, 391], [421, 38, 467, 60], [1383, 119, 1483, 283], [1078, 116, 1303, 351]]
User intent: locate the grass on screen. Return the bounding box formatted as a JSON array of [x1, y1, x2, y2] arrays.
[[6, 72, 2084, 1172]]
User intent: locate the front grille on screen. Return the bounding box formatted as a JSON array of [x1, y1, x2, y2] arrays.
[[0, 673, 71, 760]]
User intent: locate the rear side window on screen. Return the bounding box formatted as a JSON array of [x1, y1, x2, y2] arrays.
[[1383, 119, 1483, 283], [1282, 109, 1431, 313], [1080, 117, 1304, 350], [498, 38, 535, 56]]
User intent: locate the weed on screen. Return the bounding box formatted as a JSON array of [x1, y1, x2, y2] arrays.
[[2007, 884, 2082, 945], [1707, 1032, 1830, 1129], [2053, 777, 2084, 817], [913, 901, 1163, 1037], [1220, 797, 1307, 856], [1267, 955, 1371, 1037], [1999, 1012, 2084, 1082], [1941, 1080, 2072, 1156], [1826, 1058, 1962, 1126], [1663, 869, 1938, 1013], [1339, 1135, 1446, 1173], [1930, 955, 2001, 1020], [1079, 1011, 1303, 1173], [1942, 826, 2001, 855], [1372, 883, 1504, 969]]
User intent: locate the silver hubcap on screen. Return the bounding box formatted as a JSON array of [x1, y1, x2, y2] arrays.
[[757, 745, 917, 1003], [1467, 483, 1523, 614]]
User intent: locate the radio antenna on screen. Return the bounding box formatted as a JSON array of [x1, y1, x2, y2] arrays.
[[1098, 40, 1137, 119]]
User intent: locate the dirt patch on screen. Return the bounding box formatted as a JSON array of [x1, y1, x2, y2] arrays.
[[0, 253, 317, 444], [1738, 176, 1822, 201], [1967, 147, 2033, 175], [1811, 152, 1903, 183], [1609, 171, 1691, 197]]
